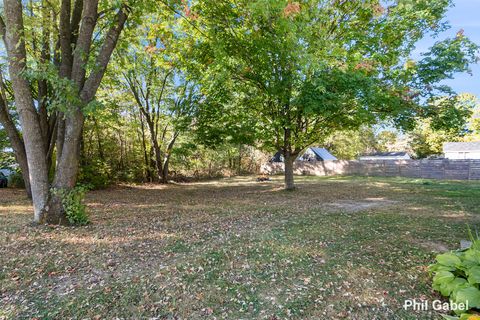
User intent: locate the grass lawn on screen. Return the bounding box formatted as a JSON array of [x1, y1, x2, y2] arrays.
[[1, 176, 480, 319]]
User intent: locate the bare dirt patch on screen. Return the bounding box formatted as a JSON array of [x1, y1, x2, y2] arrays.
[[414, 240, 450, 253], [324, 197, 398, 213]]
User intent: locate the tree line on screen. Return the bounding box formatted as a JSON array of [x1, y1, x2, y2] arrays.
[[0, 0, 478, 224]]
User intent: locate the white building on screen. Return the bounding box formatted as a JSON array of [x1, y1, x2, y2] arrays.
[[443, 142, 480, 159], [359, 152, 411, 161]]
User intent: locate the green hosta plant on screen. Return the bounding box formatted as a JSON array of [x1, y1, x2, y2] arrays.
[[430, 238, 480, 319]]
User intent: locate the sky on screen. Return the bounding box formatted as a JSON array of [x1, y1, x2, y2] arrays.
[[413, 0, 480, 97]]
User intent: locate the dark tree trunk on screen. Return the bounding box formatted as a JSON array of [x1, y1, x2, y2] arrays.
[[161, 156, 170, 183], [159, 133, 178, 184], [139, 113, 152, 182], [282, 126, 298, 191], [43, 194, 69, 225], [283, 152, 296, 191], [152, 141, 163, 183]]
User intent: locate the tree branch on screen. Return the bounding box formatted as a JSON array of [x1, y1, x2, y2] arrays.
[[80, 4, 129, 102], [59, 0, 73, 78], [71, 0, 99, 87], [70, 0, 84, 44]]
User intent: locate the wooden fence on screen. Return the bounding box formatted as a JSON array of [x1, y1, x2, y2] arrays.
[[260, 159, 480, 180]]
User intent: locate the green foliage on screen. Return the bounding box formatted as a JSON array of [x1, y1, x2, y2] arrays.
[[183, 0, 478, 173], [409, 120, 459, 158], [52, 186, 90, 226], [78, 160, 112, 190], [430, 238, 480, 318], [0, 130, 15, 168], [0, 129, 9, 150], [0, 151, 15, 169], [409, 94, 480, 158], [0, 133, 24, 187], [324, 127, 400, 160], [170, 142, 263, 178], [8, 172, 25, 188], [415, 34, 479, 95], [22, 63, 83, 114]]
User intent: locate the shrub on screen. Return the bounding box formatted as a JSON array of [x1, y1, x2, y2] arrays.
[[430, 237, 480, 319], [78, 160, 112, 189], [8, 172, 25, 188], [52, 186, 90, 226]]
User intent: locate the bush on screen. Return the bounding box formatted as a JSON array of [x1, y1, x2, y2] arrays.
[[8, 172, 25, 188], [52, 186, 89, 226], [430, 237, 480, 319], [78, 160, 112, 189]]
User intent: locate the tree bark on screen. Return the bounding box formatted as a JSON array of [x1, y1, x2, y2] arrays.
[[138, 112, 152, 182], [281, 126, 298, 190], [93, 117, 105, 161], [43, 3, 129, 224], [160, 133, 178, 183], [283, 151, 296, 191], [161, 156, 170, 183], [152, 140, 163, 182], [2, 0, 129, 225], [4, 0, 50, 222]]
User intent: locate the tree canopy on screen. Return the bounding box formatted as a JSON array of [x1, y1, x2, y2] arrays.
[[177, 0, 478, 189], [0, 0, 478, 223]]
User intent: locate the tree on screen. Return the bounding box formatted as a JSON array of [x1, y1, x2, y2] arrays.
[[323, 127, 400, 160], [181, 0, 478, 190], [120, 62, 197, 183], [1, 0, 131, 224], [0, 71, 31, 197], [108, 13, 198, 183], [409, 93, 479, 158]]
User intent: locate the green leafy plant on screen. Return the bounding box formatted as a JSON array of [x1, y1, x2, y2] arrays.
[[430, 232, 480, 319], [51, 186, 90, 226], [78, 160, 112, 190], [7, 172, 25, 188]]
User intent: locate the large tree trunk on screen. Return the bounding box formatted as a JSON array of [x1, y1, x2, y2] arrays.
[[282, 126, 298, 191], [41, 111, 85, 225], [43, 3, 128, 224], [161, 156, 170, 183], [53, 113, 84, 190], [4, 0, 50, 222], [144, 117, 166, 183], [283, 151, 296, 191]]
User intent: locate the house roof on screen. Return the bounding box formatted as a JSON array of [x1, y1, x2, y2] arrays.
[[271, 151, 284, 163], [270, 148, 337, 162], [309, 147, 337, 161], [361, 152, 409, 157], [444, 142, 480, 152]]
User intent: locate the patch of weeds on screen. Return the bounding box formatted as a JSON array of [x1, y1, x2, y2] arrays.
[[165, 239, 191, 253]]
